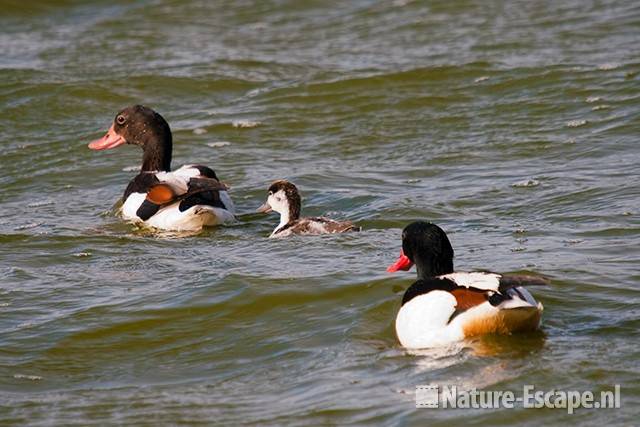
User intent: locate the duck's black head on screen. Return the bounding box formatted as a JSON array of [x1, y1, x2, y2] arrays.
[[387, 221, 454, 279], [256, 180, 301, 221], [88, 105, 173, 172]]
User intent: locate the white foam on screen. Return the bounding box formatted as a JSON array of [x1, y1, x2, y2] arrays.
[[14, 222, 43, 230], [563, 239, 583, 245], [566, 119, 587, 128], [232, 120, 261, 128], [246, 88, 267, 97], [207, 141, 231, 148], [13, 374, 42, 381], [512, 179, 540, 188], [27, 200, 53, 208], [598, 63, 621, 70]]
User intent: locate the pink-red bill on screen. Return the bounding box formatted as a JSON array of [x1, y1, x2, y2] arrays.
[[88, 124, 126, 151], [386, 249, 414, 273]]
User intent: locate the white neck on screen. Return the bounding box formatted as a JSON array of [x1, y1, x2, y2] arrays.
[[266, 190, 295, 236], [272, 209, 291, 235]]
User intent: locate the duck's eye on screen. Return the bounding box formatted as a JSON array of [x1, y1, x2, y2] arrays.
[[268, 191, 273, 196], [116, 115, 126, 125]]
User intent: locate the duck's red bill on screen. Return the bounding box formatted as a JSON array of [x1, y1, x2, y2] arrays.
[[387, 250, 413, 272], [88, 124, 126, 150]]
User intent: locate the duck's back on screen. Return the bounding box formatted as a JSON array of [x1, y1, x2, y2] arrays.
[[275, 217, 360, 237]]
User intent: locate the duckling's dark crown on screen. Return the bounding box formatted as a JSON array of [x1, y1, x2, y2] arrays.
[[268, 180, 299, 195]]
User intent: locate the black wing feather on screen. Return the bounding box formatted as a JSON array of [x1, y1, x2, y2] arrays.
[[136, 200, 161, 220], [178, 177, 228, 211], [189, 165, 219, 180]]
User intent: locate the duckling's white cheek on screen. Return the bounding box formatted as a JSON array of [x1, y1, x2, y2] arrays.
[[269, 192, 288, 213], [267, 195, 278, 210]]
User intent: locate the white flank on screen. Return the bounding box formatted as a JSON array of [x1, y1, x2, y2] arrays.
[[122, 192, 147, 220], [144, 204, 234, 231], [395, 291, 463, 349]]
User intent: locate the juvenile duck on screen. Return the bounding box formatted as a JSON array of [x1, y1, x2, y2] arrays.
[[88, 105, 235, 231], [388, 221, 545, 349], [257, 180, 360, 237]]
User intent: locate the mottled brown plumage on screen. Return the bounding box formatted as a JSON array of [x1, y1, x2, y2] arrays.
[[276, 216, 360, 237]]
